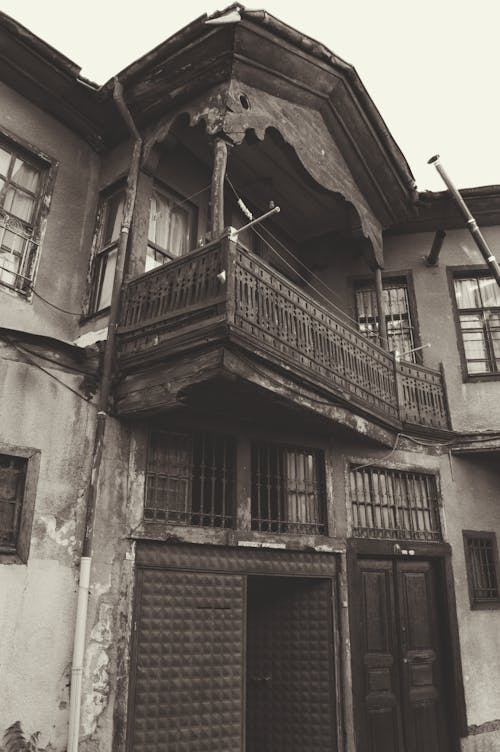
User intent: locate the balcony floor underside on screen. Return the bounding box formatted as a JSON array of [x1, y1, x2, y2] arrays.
[[114, 342, 454, 447]]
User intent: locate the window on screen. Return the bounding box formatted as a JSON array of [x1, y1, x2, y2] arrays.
[[146, 185, 195, 271], [144, 430, 235, 528], [0, 141, 44, 292], [0, 447, 40, 562], [356, 278, 417, 361], [463, 531, 500, 609], [349, 465, 441, 541], [251, 443, 326, 534], [454, 273, 500, 375], [88, 187, 125, 313]]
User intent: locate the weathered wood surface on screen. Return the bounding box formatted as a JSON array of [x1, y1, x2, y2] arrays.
[[117, 240, 450, 431]]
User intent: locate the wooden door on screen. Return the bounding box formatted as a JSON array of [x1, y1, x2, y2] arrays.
[[356, 559, 451, 752], [246, 576, 337, 752]]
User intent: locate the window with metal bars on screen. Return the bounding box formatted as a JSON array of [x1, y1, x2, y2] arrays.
[[144, 430, 236, 528], [349, 465, 442, 541], [251, 443, 326, 535], [0, 454, 27, 550], [453, 273, 500, 375], [463, 531, 500, 609], [355, 278, 417, 361]]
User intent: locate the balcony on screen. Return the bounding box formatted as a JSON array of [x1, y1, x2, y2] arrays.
[[116, 235, 450, 433]]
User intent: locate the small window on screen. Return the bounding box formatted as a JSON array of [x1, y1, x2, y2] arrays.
[[355, 278, 417, 361], [454, 274, 500, 375], [146, 185, 195, 270], [463, 531, 500, 609], [349, 465, 441, 541], [144, 430, 235, 528], [0, 448, 40, 562], [251, 443, 326, 535], [0, 140, 45, 292], [88, 186, 125, 313]]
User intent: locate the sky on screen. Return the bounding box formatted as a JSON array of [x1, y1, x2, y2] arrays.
[[1, 0, 499, 192]]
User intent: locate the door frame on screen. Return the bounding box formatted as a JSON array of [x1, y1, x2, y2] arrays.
[[347, 538, 467, 752]]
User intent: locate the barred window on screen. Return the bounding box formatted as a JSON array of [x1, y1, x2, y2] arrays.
[[144, 430, 235, 528], [251, 443, 326, 535], [463, 531, 500, 609], [0, 141, 45, 292], [454, 274, 500, 375], [349, 465, 441, 541], [0, 454, 27, 549], [356, 278, 417, 361]]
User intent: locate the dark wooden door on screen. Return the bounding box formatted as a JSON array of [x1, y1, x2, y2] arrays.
[[246, 576, 337, 752], [356, 559, 451, 752]]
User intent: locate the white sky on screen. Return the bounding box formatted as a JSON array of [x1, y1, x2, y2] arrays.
[[1, 0, 499, 191]]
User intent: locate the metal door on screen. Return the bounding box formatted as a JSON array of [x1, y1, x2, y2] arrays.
[[356, 559, 451, 752], [246, 576, 337, 752], [128, 569, 245, 752]]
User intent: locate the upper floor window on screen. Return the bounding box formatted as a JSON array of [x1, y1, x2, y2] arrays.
[[88, 186, 125, 314], [355, 278, 417, 361], [144, 429, 235, 528], [349, 465, 441, 542], [0, 141, 44, 292], [146, 185, 195, 271], [454, 273, 500, 375], [251, 442, 326, 535], [463, 531, 500, 609]]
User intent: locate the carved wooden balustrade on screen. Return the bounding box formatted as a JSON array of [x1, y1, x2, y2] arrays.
[[117, 236, 450, 431]]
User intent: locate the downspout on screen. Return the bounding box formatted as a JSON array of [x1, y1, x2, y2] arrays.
[[67, 79, 142, 752]]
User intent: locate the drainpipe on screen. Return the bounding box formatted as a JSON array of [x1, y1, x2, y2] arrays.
[[67, 79, 142, 752], [426, 229, 446, 266]]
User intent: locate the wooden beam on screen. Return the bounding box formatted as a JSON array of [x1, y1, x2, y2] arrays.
[[374, 267, 388, 351], [210, 137, 229, 238]]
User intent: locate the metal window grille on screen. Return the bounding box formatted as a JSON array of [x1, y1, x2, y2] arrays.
[[349, 465, 441, 541], [251, 443, 326, 534], [356, 280, 416, 361], [464, 532, 500, 606], [144, 430, 235, 528], [0, 454, 27, 548]]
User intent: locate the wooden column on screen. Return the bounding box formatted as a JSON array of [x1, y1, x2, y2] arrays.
[[210, 137, 229, 238], [374, 267, 389, 351]]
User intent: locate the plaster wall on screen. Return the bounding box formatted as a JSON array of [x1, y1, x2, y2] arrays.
[[0, 352, 95, 749], [0, 81, 100, 343]]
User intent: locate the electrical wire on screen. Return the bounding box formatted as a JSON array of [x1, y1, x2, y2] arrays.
[[30, 286, 82, 316], [350, 434, 403, 472], [1, 335, 96, 404], [225, 174, 362, 328]]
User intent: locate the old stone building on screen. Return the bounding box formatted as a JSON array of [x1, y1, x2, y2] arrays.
[[0, 5, 499, 752]]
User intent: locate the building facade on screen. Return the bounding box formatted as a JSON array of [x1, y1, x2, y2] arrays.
[[0, 6, 499, 752]]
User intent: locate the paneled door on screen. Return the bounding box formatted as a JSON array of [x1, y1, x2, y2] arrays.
[[356, 559, 451, 752]]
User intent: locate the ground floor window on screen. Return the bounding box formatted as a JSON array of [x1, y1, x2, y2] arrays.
[[463, 530, 500, 608]]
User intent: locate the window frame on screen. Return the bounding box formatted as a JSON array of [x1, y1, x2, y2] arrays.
[[448, 266, 500, 381], [86, 182, 126, 316], [463, 530, 500, 610], [0, 443, 40, 563], [146, 180, 197, 269], [0, 127, 56, 296], [352, 271, 421, 363]]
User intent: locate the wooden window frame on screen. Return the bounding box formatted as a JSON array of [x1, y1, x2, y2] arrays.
[[146, 181, 197, 268], [448, 266, 500, 381], [0, 127, 57, 296], [0, 443, 40, 563], [352, 272, 422, 363], [463, 530, 500, 610], [86, 183, 126, 316]]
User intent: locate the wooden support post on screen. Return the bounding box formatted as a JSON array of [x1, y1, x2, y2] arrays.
[[374, 267, 389, 351], [210, 137, 228, 239]]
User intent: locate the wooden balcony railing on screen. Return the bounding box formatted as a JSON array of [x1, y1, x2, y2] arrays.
[[117, 236, 450, 431]]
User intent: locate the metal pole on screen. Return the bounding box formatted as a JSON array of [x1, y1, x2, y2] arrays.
[[428, 155, 500, 285]]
